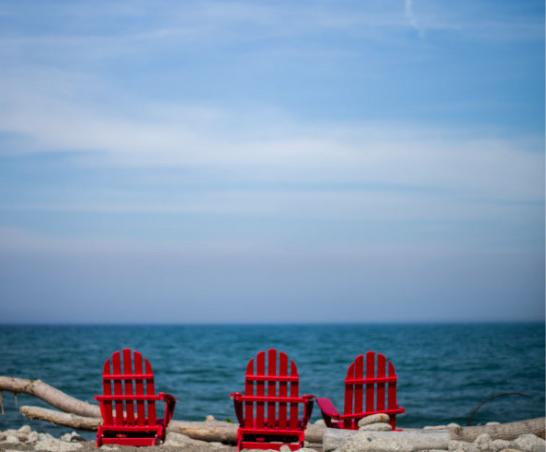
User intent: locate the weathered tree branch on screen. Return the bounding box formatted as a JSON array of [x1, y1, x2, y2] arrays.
[[323, 429, 450, 452], [20, 406, 100, 431], [323, 418, 546, 451], [449, 417, 546, 441], [0, 376, 100, 418]]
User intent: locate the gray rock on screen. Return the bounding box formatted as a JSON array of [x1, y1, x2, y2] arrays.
[[491, 440, 512, 451], [325, 429, 450, 452], [165, 432, 209, 446], [486, 422, 501, 426], [60, 431, 84, 442], [474, 433, 492, 451], [206, 414, 216, 421], [358, 413, 391, 427], [314, 419, 326, 426], [99, 446, 119, 451], [34, 433, 83, 451], [5, 434, 19, 444], [424, 425, 448, 431], [448, 423, 461, 428], [359, 422, 393, 432], [511, 434, 546, 452], [17, 425, 32, 435], [499, 449, 523, 452], [448, 440, 479, 452], [338, 434, 413, 452], [336, 431, 451, 452], [280, 446, 292, 452], [165, 431, 230, 449], [27, 431, 39, 443]]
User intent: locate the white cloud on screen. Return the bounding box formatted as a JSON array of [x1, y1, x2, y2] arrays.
[[0, 70, 542, 205]]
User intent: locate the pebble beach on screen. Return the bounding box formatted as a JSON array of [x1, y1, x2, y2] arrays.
[[1, 417, 545, 452]]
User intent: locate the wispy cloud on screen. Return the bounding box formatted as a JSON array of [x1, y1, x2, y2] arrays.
[[404, 0, 424, 37], [0, 70, 542, 204]]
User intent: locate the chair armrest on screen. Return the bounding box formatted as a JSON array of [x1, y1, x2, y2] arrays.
[[316, 397, 341, 428], [302, 394, 314, 426], [158, 392, 176, 425], [230, 392, 244, 425]]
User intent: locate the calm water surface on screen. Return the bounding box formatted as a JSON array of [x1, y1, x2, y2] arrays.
[[0, 323, 544, 437]]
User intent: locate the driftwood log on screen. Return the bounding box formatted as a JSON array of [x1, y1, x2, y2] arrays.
[[323, 429, 450, 452], [449, 417, 546, 442], [0, 376, 100, 417], [324, 418, 546, 451], [20, 406, 100, 431]]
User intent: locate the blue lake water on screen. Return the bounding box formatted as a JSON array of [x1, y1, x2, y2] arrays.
[[0, 323, 544, 437]]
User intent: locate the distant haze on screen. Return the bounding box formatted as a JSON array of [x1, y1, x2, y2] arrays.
[[0, 1, 544, 323]]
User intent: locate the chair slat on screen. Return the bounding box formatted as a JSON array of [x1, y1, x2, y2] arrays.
[[255, 351, 265, 428], [345, 376, 397, 384], [289, 361, 298, 430], [244, 359, 254, 427], [235, 395, 307, 403], [387, 361, 397, 411], [354, 355, 364, 429], [245, 374, 298, 382], [278, 352, 288, 429], [102, 359, 113, 426], [134, 351, 146, 426], [376, 353, 386, 411], [112, 351, 124, 425], [145, 359, 156, 425], [123, 349, 135, 424], [343, 360, 355, 429], [365, 352, 375, 415], [267, 348, 277, 426], [103, 373, 155, 380], [96, 394, 161, 401]]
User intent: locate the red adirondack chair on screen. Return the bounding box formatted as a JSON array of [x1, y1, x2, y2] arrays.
[[230, 348, 314, 451], [316, 351, 404, 430], [95, 348, 176, 447]]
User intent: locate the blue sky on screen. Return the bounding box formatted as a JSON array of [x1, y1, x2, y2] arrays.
[[0, 0, 543, 323]]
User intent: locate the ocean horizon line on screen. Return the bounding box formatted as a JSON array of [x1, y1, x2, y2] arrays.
[[1, 320, 544, 327]]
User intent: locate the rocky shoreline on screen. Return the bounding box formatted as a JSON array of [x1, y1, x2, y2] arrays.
[[0, 425, 236, 452], [1, 419, 544, 452]]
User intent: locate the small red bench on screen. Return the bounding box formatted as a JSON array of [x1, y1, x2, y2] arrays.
[[231, 348, 314, 451], [95, 348, 176, 447], [317, 351, 404, 430]]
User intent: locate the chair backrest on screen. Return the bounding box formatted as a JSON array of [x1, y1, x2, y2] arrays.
[[241, 348, 302, 430], [100, 348, 158, 427], [343, 351, 399, 429]]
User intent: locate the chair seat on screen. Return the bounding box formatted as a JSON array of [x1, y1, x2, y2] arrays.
[[238, 426, 304, 436], [102, 419, 165, 431], [100, 423, 164, 432]]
